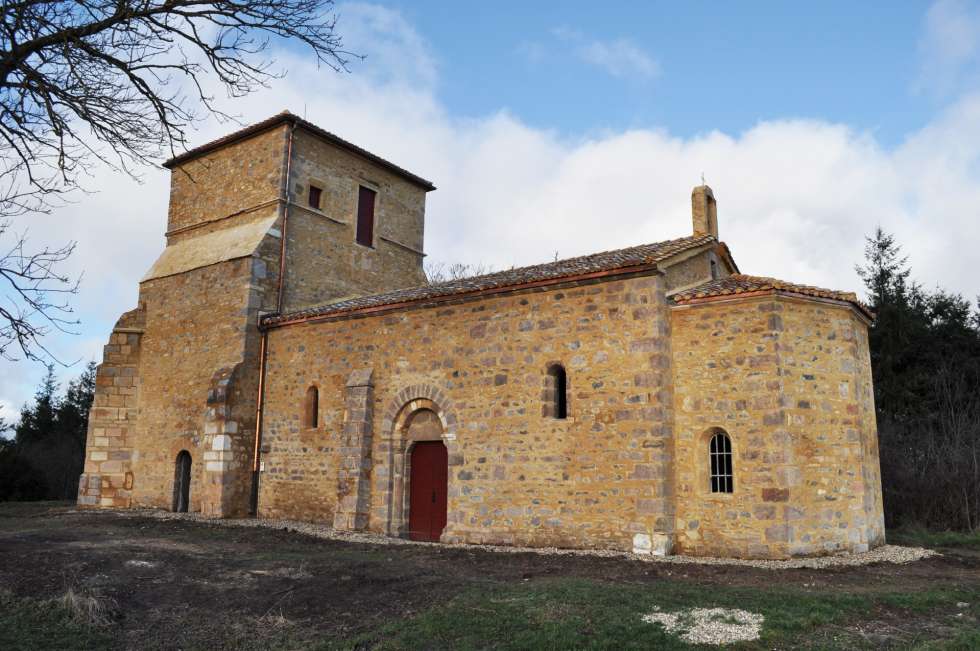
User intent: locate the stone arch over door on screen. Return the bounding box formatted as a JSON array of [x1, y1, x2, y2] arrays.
[[379, 386, 460, 538]]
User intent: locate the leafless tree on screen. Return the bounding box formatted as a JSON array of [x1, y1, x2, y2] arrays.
[[0, 0, 356, 361], [424, 261, 495, 285], [880, 357, 980, 531], [0, 220, 77, 361]]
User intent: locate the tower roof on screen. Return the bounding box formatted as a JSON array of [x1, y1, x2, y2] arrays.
[[161, 111, 436, 191]]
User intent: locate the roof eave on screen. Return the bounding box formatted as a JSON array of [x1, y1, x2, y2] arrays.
[[262, 262, 666, 329], [161, 112, 437, 192], [671, 288, 874, 322], [716, 241, 740, 274]]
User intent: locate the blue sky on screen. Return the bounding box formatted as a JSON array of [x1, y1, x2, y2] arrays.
[[382, 1, 930, 145], [2, 0, 980, 427]]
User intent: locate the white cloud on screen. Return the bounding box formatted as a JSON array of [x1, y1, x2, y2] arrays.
[[579, 38, 660, 79], [3, 3, 980, 418], [0, 398, 18, 427], [917, 0, 980, 96], [550, 27, 660, 79], [335, 2, 439, 89]]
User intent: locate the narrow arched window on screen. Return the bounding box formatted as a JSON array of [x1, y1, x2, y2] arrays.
[[172, 451, 191, 513], [545, 364, 568, 419], [304, 386, 319, 428], [709, 430, 733, 493]]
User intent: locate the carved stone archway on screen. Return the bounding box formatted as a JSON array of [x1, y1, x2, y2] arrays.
[[377, 386, 460, 538]]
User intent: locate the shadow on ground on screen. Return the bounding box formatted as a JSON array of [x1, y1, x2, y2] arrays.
[[1, 502, 979, 650]]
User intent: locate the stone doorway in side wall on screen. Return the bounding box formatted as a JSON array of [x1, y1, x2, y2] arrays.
[[172, 450, 191, 513], [408, 441, 447, 542]]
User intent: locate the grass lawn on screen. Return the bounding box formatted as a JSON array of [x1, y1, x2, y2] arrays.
[[341, 579, 980, 650], [2, 502, 980, 650]]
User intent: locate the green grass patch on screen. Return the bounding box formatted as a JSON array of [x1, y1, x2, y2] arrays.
[[889, 526, 980, 550], [0, 589, 113, 651], [336, 577, 883, 650], [912, 628, 980, 651]]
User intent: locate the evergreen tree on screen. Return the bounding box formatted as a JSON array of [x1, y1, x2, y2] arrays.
[[54, 362, 97, 497], [15, 364, 59, 446], [859, 228, 980, 530], [1, 363, 97, 501], [59, 362, 96, 453]]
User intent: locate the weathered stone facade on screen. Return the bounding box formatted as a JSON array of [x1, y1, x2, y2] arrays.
[[670, 296, 884, 557], [79, 113, 885, 559]]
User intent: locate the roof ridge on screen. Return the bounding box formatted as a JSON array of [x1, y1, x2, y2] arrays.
[[161, 112, 436, 191], [263, 233, 718, 327], [427, 233, 716, 287]]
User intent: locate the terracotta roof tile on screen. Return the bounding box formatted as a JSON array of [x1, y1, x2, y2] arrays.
[[162, 111, 436, 191], [262, 233, 717, 326], [671, 274, 873, 318]]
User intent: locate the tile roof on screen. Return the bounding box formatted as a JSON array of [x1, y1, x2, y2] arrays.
[[262, 233, 717, 326], [671, 274, 873, 318], [161, 111, 436, 191]]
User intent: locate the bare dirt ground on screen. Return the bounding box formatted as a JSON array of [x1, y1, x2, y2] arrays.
[[1, 502, 979, 650]]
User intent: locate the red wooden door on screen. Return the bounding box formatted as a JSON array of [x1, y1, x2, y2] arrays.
[[409, 441, 448, 541]]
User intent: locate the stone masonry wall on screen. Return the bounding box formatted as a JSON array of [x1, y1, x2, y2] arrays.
[[258, 272, 676, 551], [670, 295, 884, 558], [281, 128, 428, 311], [166, 125, 287, 234], [127, 237, 277, 514], [778, 298, 885, 552], [78, 307, 145, 508], [82, 121, 437, 517]]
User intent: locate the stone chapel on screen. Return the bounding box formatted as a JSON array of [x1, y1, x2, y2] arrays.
[[77, 112, 885, 559]]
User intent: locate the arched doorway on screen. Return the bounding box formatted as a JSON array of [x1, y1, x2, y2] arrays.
[[172, 450, 191, 513], [408, 439, 448, 541], [384, 397, 456, 539]]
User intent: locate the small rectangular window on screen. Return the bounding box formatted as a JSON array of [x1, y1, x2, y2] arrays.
[[356, 186, 376, 247], [308, 185, 322, 210]]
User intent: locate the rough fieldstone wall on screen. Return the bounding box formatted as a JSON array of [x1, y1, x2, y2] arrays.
[[77, 307, 145, 508], [855, 324, 885, 544], [199, 362, 260, 517], [778, 298, 885, 552], [82, 120, 436, 517], [129, 256, 260, 512], [670, 295, 884, 558], [258, 273, 676, 551], [332, 368, 376, 530], [281, 128, 428, 311], [82, 124, 288, 515], [166, 125, 288, 233], [124, 203, 281, 516]]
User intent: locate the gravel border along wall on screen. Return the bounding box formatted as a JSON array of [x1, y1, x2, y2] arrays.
[[107, 509, 937, 570]]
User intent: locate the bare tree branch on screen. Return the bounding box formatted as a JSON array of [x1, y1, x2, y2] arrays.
[[0, 218, 78, 362], [0, 0, 356, 361], [424, 261, 495, 285], [0, 0, 356, 204]]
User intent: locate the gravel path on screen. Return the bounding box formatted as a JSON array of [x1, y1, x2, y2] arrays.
[[111, 509, 937, 570]]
